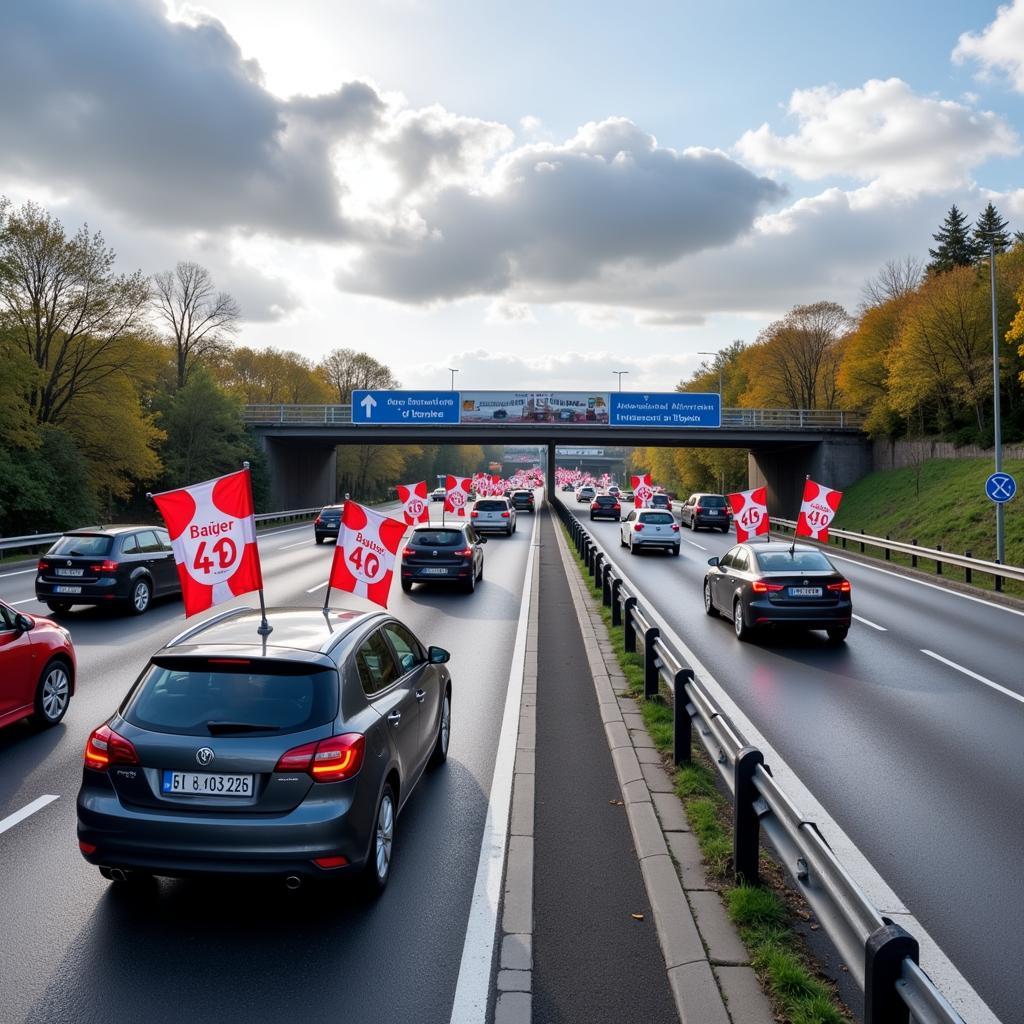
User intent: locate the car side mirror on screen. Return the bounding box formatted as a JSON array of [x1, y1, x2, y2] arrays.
[[706, 557, 719, 567], [15, 614, 33, 633], [428, 646, 451, 665]]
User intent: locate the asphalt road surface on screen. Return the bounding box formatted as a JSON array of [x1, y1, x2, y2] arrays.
[[0, 509, 535, 1024], [560, 495, 1022, 1024]]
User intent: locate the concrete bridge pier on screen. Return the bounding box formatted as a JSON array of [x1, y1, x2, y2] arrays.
[[260, 436, 338, 511]]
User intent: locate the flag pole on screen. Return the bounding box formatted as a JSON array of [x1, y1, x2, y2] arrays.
[[243, 461, 273, 637], [790, 476, 806, 557]]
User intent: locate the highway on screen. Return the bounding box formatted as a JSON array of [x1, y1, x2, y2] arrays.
[[558, 494, 1021, 1023], [0, 510, 537, 1024]]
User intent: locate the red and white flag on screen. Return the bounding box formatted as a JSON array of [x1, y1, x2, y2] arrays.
[[472, 473, 490, 497], [492, 476, 506, 496], [329, 501, 407, 608], [397, 481, 430, 525], [151, 468, 263, 618], [445, 475, 471, 516], [632, 473, 654, 508], [726, 487, 770, 543], [795, 479, 843, 542]]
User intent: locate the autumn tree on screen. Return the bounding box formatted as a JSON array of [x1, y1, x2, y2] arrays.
[[859, 256, 922, 309], [319, 348, 399, 402], [153, 261, 240, 389], [217, 345, 333, 404]]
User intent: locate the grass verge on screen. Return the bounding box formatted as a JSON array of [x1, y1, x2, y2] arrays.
[[558, 515, 851, 1024]]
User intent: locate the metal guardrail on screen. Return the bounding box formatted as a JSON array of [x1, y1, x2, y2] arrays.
[[555, 496, 965, 1024], [0, 508, 322, 557], [242, 403, 865, 430], [769, 516, 1024, 592]]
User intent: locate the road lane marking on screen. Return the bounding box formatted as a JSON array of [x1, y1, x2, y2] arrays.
[[0, 567, 37, 579], [305, 581, 328, 593], [281, 540, 310, 550], [852, 613, 886, 631], [920, 650, 1024, 707], [684, 539, 706, 551], [0, 795, 59, 836], [10, 598, 41, 605], [449, 504, 540, 1024]]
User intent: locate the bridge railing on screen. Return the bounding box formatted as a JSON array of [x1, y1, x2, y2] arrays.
[[242, 404, 864, 429], [554, 494, 965, 1024]]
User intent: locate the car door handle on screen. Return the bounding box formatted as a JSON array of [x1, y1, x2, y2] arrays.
[[387, 710, 402, 725], [415, 689, 426, 703]]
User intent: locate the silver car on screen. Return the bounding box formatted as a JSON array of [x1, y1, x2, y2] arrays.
[[620, 508, 680, 556], [471, 497, 517, 536]]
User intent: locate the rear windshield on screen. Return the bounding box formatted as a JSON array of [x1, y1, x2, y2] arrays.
[[595, 496, 617, 505], [699, 495, 727, 508], [512, 491, 531, 497], [122, 661, 339, 736], [651, 495, 670, 504], [412, 530, 464, 546], [639, 512, 675, 524], [320, 506, 341, 515], [755, 550, 834, 572], [49, 534, 113, 557], [476, 500, 507, 511]]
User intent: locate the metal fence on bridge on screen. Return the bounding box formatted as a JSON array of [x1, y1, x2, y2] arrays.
[[555, 496, 966, 1024]]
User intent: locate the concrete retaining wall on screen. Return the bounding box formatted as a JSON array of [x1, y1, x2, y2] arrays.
[[873, 438, 1024, 471]]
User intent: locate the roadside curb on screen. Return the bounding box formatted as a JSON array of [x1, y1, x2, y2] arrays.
[[550, 515, 775, 1024]]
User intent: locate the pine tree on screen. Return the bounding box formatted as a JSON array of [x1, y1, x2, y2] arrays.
[[927, 204, 974, 274], [971, 202, 1011, 259], [1015, 229, 1024, 246]]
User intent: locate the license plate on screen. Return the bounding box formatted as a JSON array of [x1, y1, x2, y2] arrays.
[[54, 585, 82, 594], [789, 587, 822, 597], [162, 771, 254, 797], [421, 568, 448, 575], [55, 568, 85, 577], [708, 510, 720, 516]]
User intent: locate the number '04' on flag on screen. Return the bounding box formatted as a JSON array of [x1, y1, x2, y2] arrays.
[[150, 468, 263, 618], [329, 502, 407, 608], [795, 479, 843, 542]]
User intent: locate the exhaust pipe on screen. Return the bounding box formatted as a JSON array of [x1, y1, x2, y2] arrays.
[[284, 875, 302, 890], [110, 868, 128, 882]]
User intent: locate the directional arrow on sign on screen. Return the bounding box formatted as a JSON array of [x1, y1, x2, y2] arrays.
[[360, 394, 377, 419]]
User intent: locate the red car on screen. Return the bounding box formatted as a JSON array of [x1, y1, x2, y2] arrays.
[[0, 599, 76, 729]]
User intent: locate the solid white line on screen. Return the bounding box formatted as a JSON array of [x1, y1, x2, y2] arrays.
[[448, 506, 539, 1024], [0, 795, 59, 836], [305, 581, 328, 593], [920, 650, 1024, 708], [10, 598, 41, 606], [0, 567, 37, 579], [827, 552, 1024, 619], [684, 539, 706, 551], [852, 613, 886, 631]]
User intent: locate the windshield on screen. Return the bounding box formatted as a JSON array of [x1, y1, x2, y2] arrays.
[[639, 512, 675, 524], [122, 661, 339, 736], [476, 500, 507, 511], [755, 550, 834, 572], [699, 495, 727, 507], [49, 534, 113, 557], [412, 530, 464, 546]]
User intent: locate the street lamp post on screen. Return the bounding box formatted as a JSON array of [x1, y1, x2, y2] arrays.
[[989, 240, 1005, 566], [699, 351, 726, 493], [612, 370, 629, 391], [449, 368, 459, 390]]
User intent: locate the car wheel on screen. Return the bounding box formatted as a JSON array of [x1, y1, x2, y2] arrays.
[[671, 545, 680, 556], [46, 600, 72, 614], [315, 535, 324, 545], [362, 784, 396, 896], [721, 525, 729, 533], [34, 659, 71, 726], [733, 599, 751, 642], [465, 569, 477, 593], [430, 689, 451, 767], [704, 579, 719, 617], [129, 578, 152, 615], [619, 531, 626, 547], [477, 560, 483, 581], [826, 626, 849, 644], [401, 578, 413, 592]]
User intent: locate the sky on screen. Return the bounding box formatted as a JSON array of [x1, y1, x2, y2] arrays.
[[3, 0, 1024, 393]]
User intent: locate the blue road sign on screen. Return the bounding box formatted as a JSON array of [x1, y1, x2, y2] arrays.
[[985, 472, 1017, 503], [352, 390, 461, 425], [609, 392, 721, 428]]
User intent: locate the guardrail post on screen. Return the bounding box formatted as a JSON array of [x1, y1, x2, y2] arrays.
[[911, 538, 917, 568], [611, 578, 623, 626], [995, 559, 1003, 593], [860, 529, 865, 554], [884, 534, 891, 561], [964, 550, 972, 585], [842, 535, 847, 550], [591, 549, 601, 580], [864, 922, 918, 1024], [733, 746, 764, 885], [623, 596, 638, 652], [643, 627, 660, 699], [935, 543, 942, 576], [673, 669, 693, 766], [602, 564, 612, 606]]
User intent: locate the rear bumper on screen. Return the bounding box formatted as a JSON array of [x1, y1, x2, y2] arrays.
[[590, 512, 620, 520], [632, 537, 678, 549], [36, 578, 128, 604], [314, 529, 339, 541], [402, 565, 474, 581], [694, 515, 729, 528], [747, 598, 852, 627]]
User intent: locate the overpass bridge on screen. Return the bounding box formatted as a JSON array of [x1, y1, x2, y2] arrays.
[[242, 401, 870, 512]]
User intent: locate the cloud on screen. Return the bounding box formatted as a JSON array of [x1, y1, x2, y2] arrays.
[[484, 299, 537, 325], [735, 78, 1018, 193], [337, 118, 785, 302], [953, 0, 1024, 92]]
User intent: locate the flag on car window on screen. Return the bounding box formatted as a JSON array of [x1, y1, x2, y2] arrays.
[[631, 473, 654, 508], [726, 487, 770, 542], [397, 481, 430, 525], [795, 479, 843, 542], [444, 475, 472, 516], [151, 467, 263, 617], [328, 501, 407, 608]]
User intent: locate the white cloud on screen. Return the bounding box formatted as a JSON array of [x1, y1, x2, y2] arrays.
[[953, 0, 1024, 92], [735, 78, 1019, 193], [485, 299, 536, 325]]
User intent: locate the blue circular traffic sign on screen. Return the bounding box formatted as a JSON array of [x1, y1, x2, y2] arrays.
[[985, 472, 1017, 503]]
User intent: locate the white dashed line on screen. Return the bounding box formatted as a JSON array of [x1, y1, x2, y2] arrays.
[[0, 567, 38, 579], [920, 650, 1024, 708], [281, 540, 310, 550], [0, 795, 60, 836], [852, 613, 886, 631], [305, 581, 329, 593], [684, 539, 706, 551], [10, 598, 41, 606]]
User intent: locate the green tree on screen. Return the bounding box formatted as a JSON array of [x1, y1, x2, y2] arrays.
[[972, 202, 1012, 258], [927, 205, 975, 275]]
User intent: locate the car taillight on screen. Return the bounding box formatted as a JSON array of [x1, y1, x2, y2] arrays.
[[613, 504, 620, 511], [402, 547, 414, 560], [671, 524, 680, 532], [591, 502, 599, 509], [455, 547, 474, 557], [275, 734, 365, 782], [89, 560, 118, 573], [84, 723, 139, 770], [694, 505, 703, 515], [37, 559, 50, 572], [315, 516, 322, 525], [633, 523, 644, 531], [501, 511, 510, 518], [751, 580, 784, 593], [827, 580, 851, 592], [471, 510, 479, 517]]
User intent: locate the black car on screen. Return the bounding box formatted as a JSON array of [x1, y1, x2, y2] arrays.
[[400, 523, 486, 593], [680, 493, 731, 532], [509, 489, 535, 513], [704, 542, 852, 643], [314, 504, 344, 544], [36, 527, 180, 616], [649, 493, 672, 511], [77, 605, 452, 894], [590, 494, 621, 521]]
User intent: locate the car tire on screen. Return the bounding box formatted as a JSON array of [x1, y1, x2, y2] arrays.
[[465, 570, 476, 594], [704, 579, 719, 617], [671, 545, 680, 556], [619, 533, 626, 547], [34, 659, 72, 726], [826, 626, 849, 644], [129, 578, 152, 615], [721, 525, 729, 533], [430, 689, 451, 767], [362, 784, 396, 896], [733, 599, 751, 642], [401, 578, 413, 593], [315, 535, 324, 545], [46, 601, 72, 615]]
